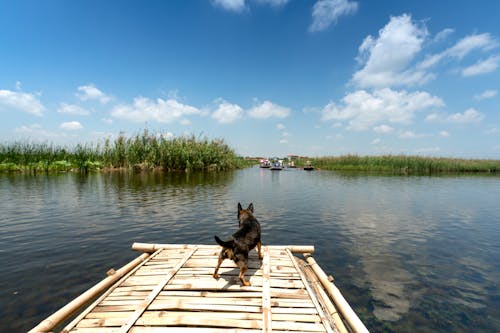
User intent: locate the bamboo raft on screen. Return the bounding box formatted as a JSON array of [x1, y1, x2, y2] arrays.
[[30, 243, 369, 333]]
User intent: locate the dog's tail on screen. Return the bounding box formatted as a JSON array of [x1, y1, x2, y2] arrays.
[[214, 235, 234, 248]]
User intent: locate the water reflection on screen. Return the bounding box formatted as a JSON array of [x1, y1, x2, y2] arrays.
[[0, 169, 499, 333]]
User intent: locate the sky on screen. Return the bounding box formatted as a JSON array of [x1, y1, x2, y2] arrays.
[[1, 0, 500, 158]]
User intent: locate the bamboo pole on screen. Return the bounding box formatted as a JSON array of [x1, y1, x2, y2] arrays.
[[29, 252, 150, 333], [132, 242, 314, 254], [286, 249, 334, 333], [298, 258, 350, 333], [304, 254, 370, 333]]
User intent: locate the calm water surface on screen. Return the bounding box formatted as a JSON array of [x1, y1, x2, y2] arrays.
[[1, 167, 499, 332]]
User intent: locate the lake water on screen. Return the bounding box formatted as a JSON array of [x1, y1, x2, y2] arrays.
[[1, 167, 499, 333]]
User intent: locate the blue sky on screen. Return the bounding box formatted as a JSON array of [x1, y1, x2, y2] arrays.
[[1, 0, 499, 158]]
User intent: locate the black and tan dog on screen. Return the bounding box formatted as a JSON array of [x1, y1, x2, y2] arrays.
[[213, 202, 263, 286]]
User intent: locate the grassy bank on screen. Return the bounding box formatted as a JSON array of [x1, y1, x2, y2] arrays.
[[308, 155, 500, 174], [0, 130, 249, 173]]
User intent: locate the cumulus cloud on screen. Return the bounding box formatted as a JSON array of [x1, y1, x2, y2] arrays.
[[58, 103, 91, 115], [310, 0, 358, 32], [447, 108, 484, 124], [321, 88, 444, 130], [211, 99, 244, 123], [277, 123, 286, 130], [248, 100, 291, 119], [76, 84, 111, 104], [0, 88, 45, 116], [462, 55, 500, 76], [474, 89, 497, 100], [111, 97, 202, 124], [425, 108, 485, 124], [352, 14, 432, 88], [60, 121, 83, 130]]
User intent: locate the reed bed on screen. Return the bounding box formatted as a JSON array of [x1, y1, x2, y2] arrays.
[[309, 155, 500, 174], [0, 130, 247, 173]]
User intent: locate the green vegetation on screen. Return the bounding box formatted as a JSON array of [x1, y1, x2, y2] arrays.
[[307, 155, 500, 174], [0, 130, 249, 173]]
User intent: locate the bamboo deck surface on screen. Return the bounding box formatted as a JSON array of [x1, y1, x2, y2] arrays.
[[60, 245, 340, 333]]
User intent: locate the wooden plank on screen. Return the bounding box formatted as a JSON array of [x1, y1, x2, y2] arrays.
[[286, 249, 333, 333], [148, 301, 263, 313], [119, 247, 198, 333], [132, 243, 314, 254], [130, 328, 260, 333], [261, 246, 271, 333]]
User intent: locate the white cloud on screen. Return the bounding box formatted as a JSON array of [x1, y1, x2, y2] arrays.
[[474, 89, 497, 100], [321, 88, 444, 130], [371, 138, 382, 145], [60, 121, 83, 130], [310, 0, 358, 32], [277, 123, 286, 130], [433, 28, 454, 43], [425, 108, 484, 124], [14, 124, 63, 138], [101, 118, 113, 124], [279, 139, 288, 144], [399, 130, 427, 139], [212, 0, 246, 12], [439, 131, 450, 137], [111, 97, 202, 123], [373, 124, 394, 133], [58, 103, 91, 115], [352, 14, 432, 88], [76, 84, 111, 104], [248, 100, 291, 119], [0, 88, 44, 116], [447, 108, 484, 124], [462, 55, 500, 76], [255, 0, 289, 6], [211, 99, 243, 124], [419, 33, 498, 70]]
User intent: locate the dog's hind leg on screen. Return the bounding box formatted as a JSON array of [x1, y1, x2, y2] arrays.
[[257, 241, 264, 260], [238, 265, 251, 286], [213, 252, 225, 279]]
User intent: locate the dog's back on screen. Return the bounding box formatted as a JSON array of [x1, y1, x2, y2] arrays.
[[213, 202, 263, 286], [233, 209, 261, 252]]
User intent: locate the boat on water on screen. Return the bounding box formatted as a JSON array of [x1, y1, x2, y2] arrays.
[[304, 160, 315, 171], [260, 159, 271, 168], [30, 242, 369, 333], [270, 160, 284, 170]]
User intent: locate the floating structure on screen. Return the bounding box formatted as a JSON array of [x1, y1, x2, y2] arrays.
[[270, 160, 284, 171], [304, 161, 315, 171], [30, 243, 369, 333], [259, 159, 271, 168]]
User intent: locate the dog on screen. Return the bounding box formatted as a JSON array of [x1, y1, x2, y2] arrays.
[[213, 202, 263, 286]]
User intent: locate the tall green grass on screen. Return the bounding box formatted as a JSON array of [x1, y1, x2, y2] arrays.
[[0, 130, 247, 173], [309, 155, 500, 174]]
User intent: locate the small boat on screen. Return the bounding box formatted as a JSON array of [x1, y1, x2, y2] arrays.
[[270, 160, 284, 170], [304, 160, 315, 170], [30, 242, 369, 333], [287, 161, 297, 168], [260, 159, 271, 168]]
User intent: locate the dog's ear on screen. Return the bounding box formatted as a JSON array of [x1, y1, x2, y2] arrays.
[[238, 202, 243, 218], [247, 203, 254, 213]]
